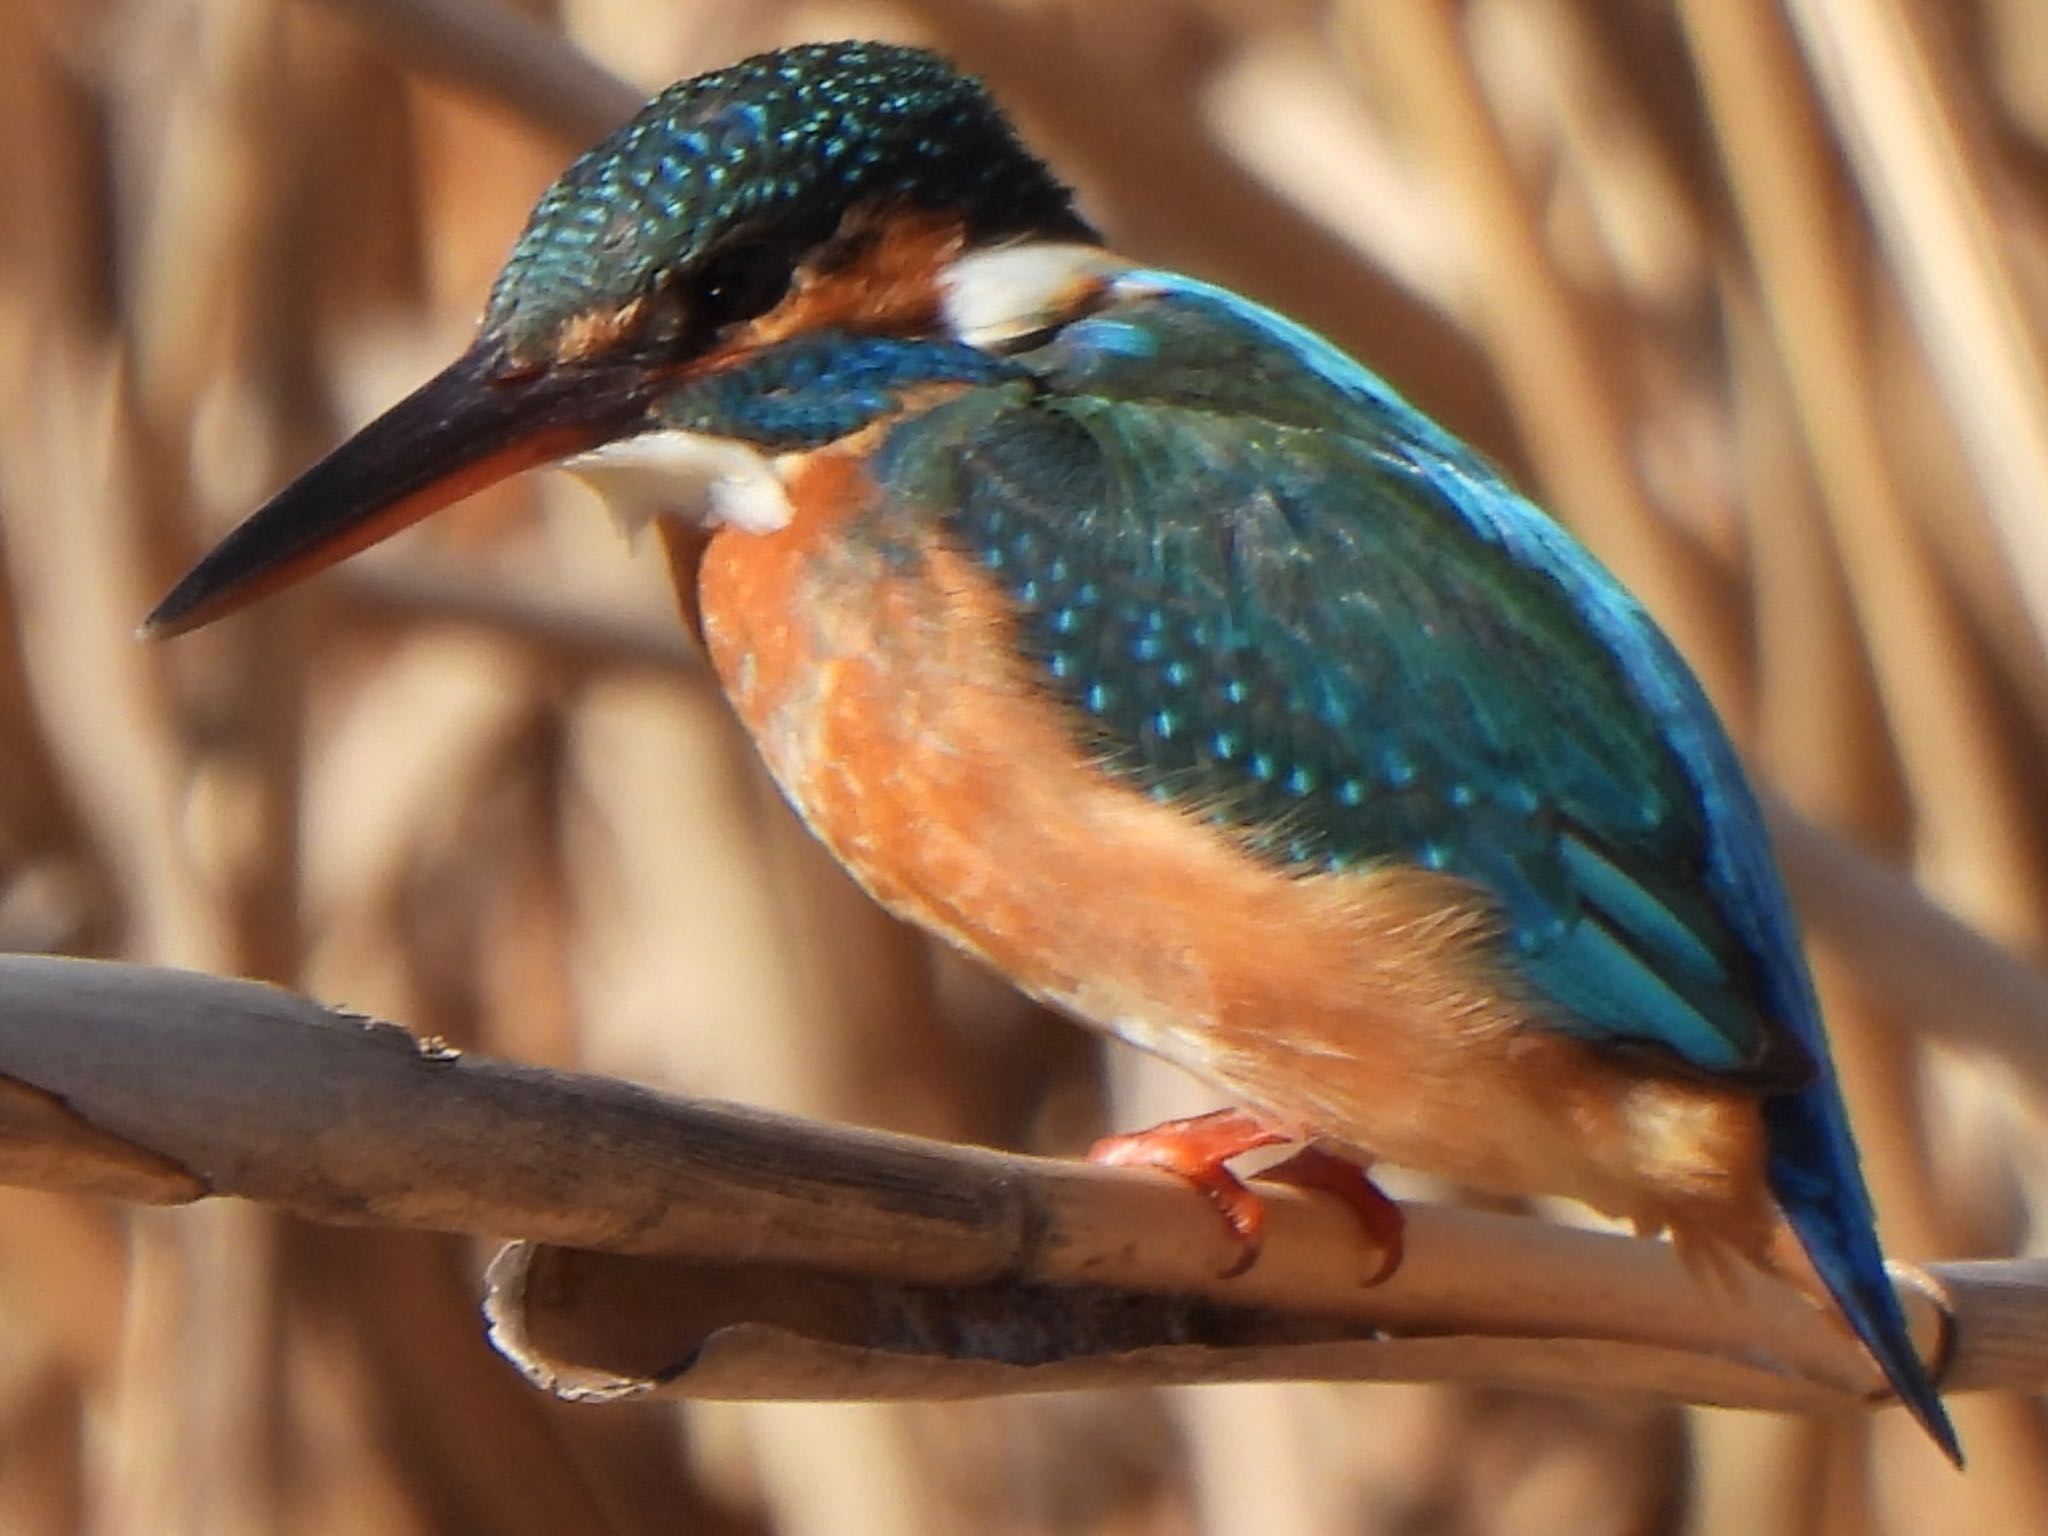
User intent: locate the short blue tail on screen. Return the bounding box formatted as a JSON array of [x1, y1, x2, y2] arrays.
[[1763, 1085, 1961, 1465]]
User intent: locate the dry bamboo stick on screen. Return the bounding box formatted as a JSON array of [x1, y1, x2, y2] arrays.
[[333, 558, 704, 676], [0, 953, 2036, 1428]]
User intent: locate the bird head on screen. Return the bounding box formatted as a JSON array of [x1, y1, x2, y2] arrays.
[[145, 40, 1102, 636]]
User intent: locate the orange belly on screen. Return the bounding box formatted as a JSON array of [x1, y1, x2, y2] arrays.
[[694, 445, 1774, 1259]]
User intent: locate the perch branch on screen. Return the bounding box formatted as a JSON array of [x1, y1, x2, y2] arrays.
[[0, 955, 2040, 1420]]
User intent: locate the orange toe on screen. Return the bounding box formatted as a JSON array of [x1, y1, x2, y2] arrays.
[[1087, 1108, 1290, 1276], [1258, 1147, 1405, 1282]]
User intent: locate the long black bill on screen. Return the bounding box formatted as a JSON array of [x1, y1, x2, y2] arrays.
[[144, 343, 655, 638]]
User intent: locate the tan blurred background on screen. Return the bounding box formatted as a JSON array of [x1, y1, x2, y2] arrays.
[[3, 0, 2047, 1531]]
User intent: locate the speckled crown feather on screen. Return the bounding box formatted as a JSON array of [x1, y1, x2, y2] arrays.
[[482, 41, 1096, 358]]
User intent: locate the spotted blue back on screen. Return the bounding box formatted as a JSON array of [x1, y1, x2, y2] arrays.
[[865, 268, 1955, 1456], [876, 275, 1795, 1084]]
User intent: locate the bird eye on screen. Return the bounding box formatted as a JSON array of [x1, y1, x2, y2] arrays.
[[690, 243, 795, 337]]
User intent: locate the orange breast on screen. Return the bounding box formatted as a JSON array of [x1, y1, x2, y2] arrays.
[[694, 443, 1773, 1262]]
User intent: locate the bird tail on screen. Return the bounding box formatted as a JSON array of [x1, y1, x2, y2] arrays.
[[1762, 1086, 1962, 1466]]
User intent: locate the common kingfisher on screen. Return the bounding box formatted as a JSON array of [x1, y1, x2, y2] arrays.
[[145, 40, 1958, 1460]]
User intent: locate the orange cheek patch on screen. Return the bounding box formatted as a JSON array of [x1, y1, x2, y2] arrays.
[[735, 209, 967, 350]]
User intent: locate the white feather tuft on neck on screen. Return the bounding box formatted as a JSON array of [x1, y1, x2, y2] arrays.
[[558, 431, 794, 540], [940, 242, 1123, 351]]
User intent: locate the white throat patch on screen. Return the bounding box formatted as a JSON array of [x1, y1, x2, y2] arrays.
[[555, 243, 1123, 539], [940, 242, 1125, 351], [558, 430, 794, 540]]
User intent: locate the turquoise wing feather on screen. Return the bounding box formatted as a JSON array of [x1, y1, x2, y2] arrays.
[[878, 275, 1803, 1087], [873, 267, 1956, 1458]]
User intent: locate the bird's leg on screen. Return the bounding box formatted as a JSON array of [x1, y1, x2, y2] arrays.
[[1256, 1147, 1405, 1283], [1088, 1109, 1404, 1281], [1087, 1108, 1288, 1275]]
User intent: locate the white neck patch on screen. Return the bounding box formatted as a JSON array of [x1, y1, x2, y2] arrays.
[[940, 242, 1125, 351], [554, 242, 1123, 540], [558, 430, 794, 541]]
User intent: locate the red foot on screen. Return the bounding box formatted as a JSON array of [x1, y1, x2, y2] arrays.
[[1088, 1108, 1286, 1275], [1088, 1109, 1404, 1282], [1259, 1148, 1405, 1283]]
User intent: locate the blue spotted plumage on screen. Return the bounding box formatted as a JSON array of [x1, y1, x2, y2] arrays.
[[888, 274, 1781, 1079], [659, 332, 1020, 448]]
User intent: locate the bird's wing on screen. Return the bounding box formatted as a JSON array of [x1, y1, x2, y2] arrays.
[[875, 270, 1812, 1088]]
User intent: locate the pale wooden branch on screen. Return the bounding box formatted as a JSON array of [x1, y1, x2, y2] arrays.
[[0, 953, 2039, 1425]]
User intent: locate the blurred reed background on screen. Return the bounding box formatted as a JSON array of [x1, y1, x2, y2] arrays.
[[2, 0, 2045, 1531]]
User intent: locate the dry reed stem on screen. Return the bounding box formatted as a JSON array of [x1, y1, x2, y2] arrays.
[[1789, 0, 2048, 669], [0, 953, 2039, 1428], [1679, 0, 2048, 934]]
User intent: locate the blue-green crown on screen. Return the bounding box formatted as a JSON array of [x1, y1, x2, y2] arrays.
[[483, 41, 1095, 359]]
